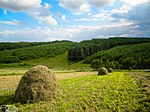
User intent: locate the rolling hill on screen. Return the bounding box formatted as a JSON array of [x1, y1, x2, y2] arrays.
[[0, 37, 150, 70], [0, 41, 76, 64], [68, 37, 150, 62], [83, 43, 150, 69]]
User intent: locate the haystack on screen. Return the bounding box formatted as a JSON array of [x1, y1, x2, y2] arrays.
[[108, 68, 114, 73], [15, 65, 57, 104], [98, 67, 108, 75]]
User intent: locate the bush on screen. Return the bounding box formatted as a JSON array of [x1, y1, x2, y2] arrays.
[[98, 67, 108, 75], [15, 65, 58, 104], [108, 68, 113, 73]]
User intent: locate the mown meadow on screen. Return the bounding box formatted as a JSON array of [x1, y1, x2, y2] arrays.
[[0, 70, 149, 112], [0, 37, 149, 111]]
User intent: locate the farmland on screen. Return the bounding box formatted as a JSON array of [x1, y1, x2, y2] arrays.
[[0, 70, 149, 111], [0, 38, 149, 111]]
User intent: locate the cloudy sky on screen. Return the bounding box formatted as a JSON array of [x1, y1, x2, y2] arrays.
[[0, 0, 150, 42]]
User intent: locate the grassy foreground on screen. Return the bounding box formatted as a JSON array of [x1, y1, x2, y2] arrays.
[[0, 71, 148, 112]]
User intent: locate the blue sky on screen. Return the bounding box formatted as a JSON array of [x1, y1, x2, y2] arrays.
[[0, 0, 150, 42]]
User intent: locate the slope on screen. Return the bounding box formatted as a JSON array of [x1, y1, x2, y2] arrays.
[[0, 41, 76, 64], [68, 37, 150, 62], [83, 43, 150, 69], [0, 52, 90, 70]]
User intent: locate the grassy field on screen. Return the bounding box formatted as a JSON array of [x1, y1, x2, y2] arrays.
[[127, 72, 150, 111], [0, 52, 91, 71], [0, 70, 149, 112]]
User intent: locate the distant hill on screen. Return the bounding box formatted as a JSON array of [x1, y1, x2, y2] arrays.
[[0, 37, 150, 70], [0, 40, 72, 51], [68, 37, 150, 62], [83, 43, 150, 69], [0, 41, 76, 63]]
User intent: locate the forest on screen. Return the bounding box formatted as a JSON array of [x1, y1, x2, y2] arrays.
[[0, 40, 72, 51], [0, 41, 76, 63], [68, 37, 150, 62], [83, 43, 150, 69]]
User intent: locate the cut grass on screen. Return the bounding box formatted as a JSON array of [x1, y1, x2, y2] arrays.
[[0, 71, 147, 112], [0, 75, 21, 96], [0, 68, 27, 76], [127, 72, 150, 111], [0, 71, 97, 95]]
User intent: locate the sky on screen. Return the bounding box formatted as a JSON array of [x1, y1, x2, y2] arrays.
[[0, 0, 150, 42]]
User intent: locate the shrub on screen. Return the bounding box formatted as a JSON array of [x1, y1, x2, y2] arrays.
[[108, 68, 113, 73], [98, 67, 108, 75], [15, 65, 58, 104]]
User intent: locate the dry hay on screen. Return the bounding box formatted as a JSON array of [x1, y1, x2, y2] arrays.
[[98, 67, 108, 75], [108, 68, 113, 73], [15, 65, 58, 104]]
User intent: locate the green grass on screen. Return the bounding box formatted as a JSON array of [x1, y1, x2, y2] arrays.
[[0, 68, 27, 76], [25, 52, 85, 70], [127, 72, 150, 111], [0, 72, 147, 112], [25, 52, 90, 71], [0, 52, 91, 71]]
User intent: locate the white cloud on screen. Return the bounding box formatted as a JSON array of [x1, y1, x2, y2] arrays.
[[0, 0, 41, 12], [0, 30, 15, 35], [59, 0, 115, 14], [0, 20, 22, 25], [76, 13, 113, 21], [120, 0, 150, 6], [59, 0, 90, 14], [109, 1, 150, 38], [0, 21, 139, 42], [88, 0, 115, 8], [61, 14, 68, 22], [0, 0, 58, 25], [111, 4, 131, 14]]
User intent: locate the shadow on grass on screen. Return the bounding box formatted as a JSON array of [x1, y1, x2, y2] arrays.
[[0, 93, 15, 105]]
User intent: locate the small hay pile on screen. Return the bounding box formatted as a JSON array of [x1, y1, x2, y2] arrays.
[[108, 68, 113, 73], [15, 65, 57, 104], [98, 67, 108, 75]]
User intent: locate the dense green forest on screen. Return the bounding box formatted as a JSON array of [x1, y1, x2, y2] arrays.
[[0, 40, 72, 51], [68, 37, 150, 62], [83, 43, 150, 69], [0, 41, 76, 63]]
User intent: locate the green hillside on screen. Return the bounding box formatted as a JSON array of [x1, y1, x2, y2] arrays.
[[22, 52, 90, 71], [0, 40, 72, 51], [0, 38, 150, 70], [68, 37, 150, 62], [84, 43, 150, 69], [0, 52, 90, 70], [0, 41, 76, 64]]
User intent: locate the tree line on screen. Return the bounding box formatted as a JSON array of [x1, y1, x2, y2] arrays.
[[0, 40, 72, 51], [68, 37, 150, 62], [0, 41, 75, 63]]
